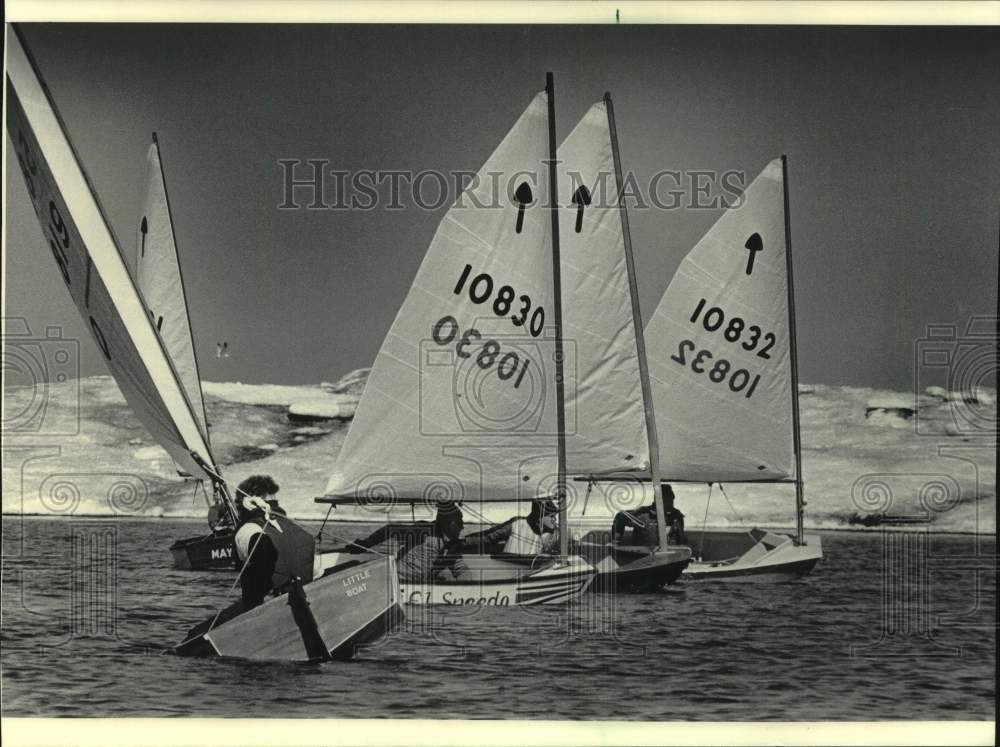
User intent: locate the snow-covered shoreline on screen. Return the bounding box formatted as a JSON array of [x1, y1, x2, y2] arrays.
[[2, 373, 994, 534]]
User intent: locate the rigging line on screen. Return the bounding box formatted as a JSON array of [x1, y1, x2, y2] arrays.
[[205, 532, 263, 633], [193, 457, 385, 554], [195, 460, 323, 538], [190, 481, 219, 542], [699, 484, 713, 561], [315, 503, 335, 542], [716, 483, 747, 526], [197, 479, 215, 510], [171, 526, 268, 651], [321, 530, 391, 557], [458, 503, 539, 551]]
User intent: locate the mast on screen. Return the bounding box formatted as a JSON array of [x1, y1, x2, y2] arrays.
[[605, 92, 669, 549], [546, 72, 569, 558], [781, 155, 806, 546]]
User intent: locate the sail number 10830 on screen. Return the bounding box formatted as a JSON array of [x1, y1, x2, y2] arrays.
[[453, 264, 545, 337], [431, 315, 531, 389]]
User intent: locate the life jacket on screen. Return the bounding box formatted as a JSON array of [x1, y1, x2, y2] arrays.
[[235, 522, 264, 561]]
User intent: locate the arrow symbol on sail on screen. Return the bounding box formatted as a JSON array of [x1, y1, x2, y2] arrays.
[[513, 181, 534, 234], [140, 216, 148, 257], [744, 233, 763, 275], [571, 185, 592, 233]]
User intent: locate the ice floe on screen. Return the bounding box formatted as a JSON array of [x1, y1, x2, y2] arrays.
[[3, 374, 995, 533]]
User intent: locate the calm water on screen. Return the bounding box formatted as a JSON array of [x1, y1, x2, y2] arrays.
[[1, 517, 995, 719]]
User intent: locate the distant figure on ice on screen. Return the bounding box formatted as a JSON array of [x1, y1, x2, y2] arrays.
[[398, 502, 470, 583], [215, 341, 229, 358], [611, 484, 686, 546]]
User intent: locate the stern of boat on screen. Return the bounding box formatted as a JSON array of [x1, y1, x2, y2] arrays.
[[684, 530, 822, 582], [176, 555, 403, 662]]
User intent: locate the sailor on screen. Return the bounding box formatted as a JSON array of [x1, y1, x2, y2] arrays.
[[206, 501, 233, 533], [472, 499, 559, 556], [398, 502, 470, 582], [233, 475, 284, 608], [611, 484, 685, 545], [663, 485, 686, 543]]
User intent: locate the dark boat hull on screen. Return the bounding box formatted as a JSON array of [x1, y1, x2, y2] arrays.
[[573, 537, 692, 593], [169, 532, 236, 570], [176, 556, 402, 662]]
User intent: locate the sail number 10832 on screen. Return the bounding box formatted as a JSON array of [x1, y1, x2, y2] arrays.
[[689, 297, 775, 359], [671, 340, 761, 398]]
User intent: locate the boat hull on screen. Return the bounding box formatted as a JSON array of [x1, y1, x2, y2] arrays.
[[175, 556, 402, 662], [318, 551, 595, 606], [570, 530, 691, 592], [587, 545, 691, 593], [169, 532, 236, 571], [683, 529, 822, 582]]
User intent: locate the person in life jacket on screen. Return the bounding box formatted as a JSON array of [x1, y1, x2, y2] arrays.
[[611, 484, 686, 546], [466, 499, 559, 556], [233, 475, 286, 608], [398, 502, 470, 583]]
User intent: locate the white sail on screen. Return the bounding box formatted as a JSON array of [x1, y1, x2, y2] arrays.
[[557, 102, 649, 476], [645, 159, 795, 482], [137, 137, 210, 444], [326, 92, 559, 503], [6, 28, 213, 481]]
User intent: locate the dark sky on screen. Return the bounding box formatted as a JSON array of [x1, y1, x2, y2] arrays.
[[5, 24, 998, 389]]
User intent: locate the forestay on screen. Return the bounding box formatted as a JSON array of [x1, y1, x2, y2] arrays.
[[137, 137, 210, 445], [325, 92, 559, 504], [557, 101, 649, 476], [645, 159, 795, 482], [6, 28, 213, 480]]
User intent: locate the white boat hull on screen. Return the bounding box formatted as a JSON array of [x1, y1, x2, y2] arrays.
[[317, 551, 595, 606], [683, 530, 822, 582]]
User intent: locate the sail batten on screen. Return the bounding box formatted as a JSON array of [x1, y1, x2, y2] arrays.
[[6, 27, 213, 480], [645, 159, 796, 483]]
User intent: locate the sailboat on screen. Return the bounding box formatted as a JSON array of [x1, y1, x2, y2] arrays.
[[642, 157, 823, 581], [6, 25, 402, 660], [132, 133, 239, 570], [555, 94, 691, 592], [315, 75, 597, 605]]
